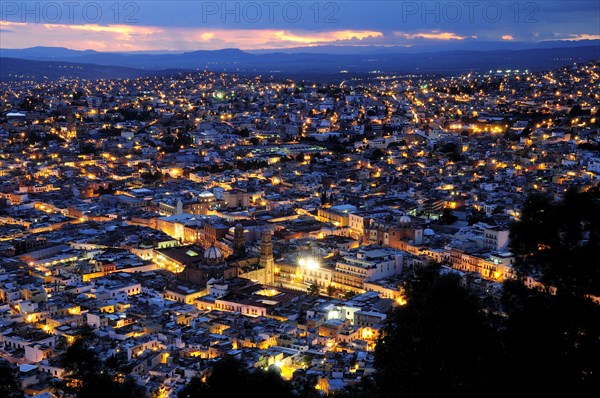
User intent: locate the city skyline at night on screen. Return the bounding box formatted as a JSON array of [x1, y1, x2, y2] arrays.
[[0, 1, 599, 398]]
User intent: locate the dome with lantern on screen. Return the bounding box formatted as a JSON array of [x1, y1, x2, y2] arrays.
[[198, 190, 215, 203], [203, 245, 224, 265], [399, 215, 412, 225]]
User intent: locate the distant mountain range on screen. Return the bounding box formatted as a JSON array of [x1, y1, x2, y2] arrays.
[[1, 41, 599, 81], [0, 57, 185, 81], [246, 40, 600, 54]]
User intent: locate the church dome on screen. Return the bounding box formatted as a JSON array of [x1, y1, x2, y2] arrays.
[[424, 228, 435, 236], [199, 190, 214, 198], [399, 215, 411, 225], [204, 246, 223, 261]]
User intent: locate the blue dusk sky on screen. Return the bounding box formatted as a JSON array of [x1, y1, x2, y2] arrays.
[[0, 0, 599, 51]]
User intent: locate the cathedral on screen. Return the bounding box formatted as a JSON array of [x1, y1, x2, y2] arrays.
[[176, 244, 235, 286], [175, 226, 275, 287]]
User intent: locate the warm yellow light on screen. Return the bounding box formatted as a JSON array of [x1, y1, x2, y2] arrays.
[[255, 289, 280, 297], [169, 168, 182, 177], [154, 387, 168, 398], [299, 257, 319, 270], [396, 297, 407, 306]]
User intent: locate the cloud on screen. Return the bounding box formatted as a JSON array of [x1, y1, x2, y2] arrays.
[[0, 22, 383, 51], [42, 23, 162, 36], [199, 32, 215, 41], [501, 35, 514, 41], [554, 34, 600, 41], [394, 30, 474, 41], [272, 30, 382, 44]]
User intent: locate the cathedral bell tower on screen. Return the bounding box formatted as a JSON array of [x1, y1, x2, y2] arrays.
[[233, 223, 246, 256], [259, 228, 274, 285]]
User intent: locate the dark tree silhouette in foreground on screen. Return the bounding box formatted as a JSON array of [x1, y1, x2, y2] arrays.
[[60, 338, 148, 398], [503, 188, 600, 395], [509, 188, 600, 296], [0, 359, 24, 398], [374, 265, 499, 398], [178, 356, 295, 398]]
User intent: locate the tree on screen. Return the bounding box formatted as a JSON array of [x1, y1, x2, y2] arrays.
[[440, 208, 457, 225], [0, 359, 24, 398], [73, 91, 85, 101], [370, 148, 384, 161], [119, 376, 150, 398], [501, 280, 600, 396], [439, 142, 463, 162], [301, 354, 314, 367], [178, 356, 296, 398], [19, 95, 42, 111], [374, 265, 499, 398], [175, 131, 193, 147], [328, 376, 376, 398], [326, 284, 338, 297], [251, 367, 296, 398], [320, 191, 327, 205], [178, 375, 208, 398], [467, 208, 490, 225], [234, 127, 250, 137], [439, 142, 457, 153], [308, 282, 320, 297], [79, 142, 98, 155], [509, 189, 600, 296], [61, 339, 102, 388], [502, 189, 600, 395], [61, 339, 148, 398], [96, 183, 114, 195], [568, 104, 586, 117], [141, 171, 164, 182]]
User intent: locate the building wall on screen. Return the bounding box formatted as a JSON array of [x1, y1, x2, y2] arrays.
[[317, 208, 350, 227]]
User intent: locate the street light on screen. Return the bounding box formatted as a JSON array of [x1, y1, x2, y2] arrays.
[[298, 257, 319, 270]]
